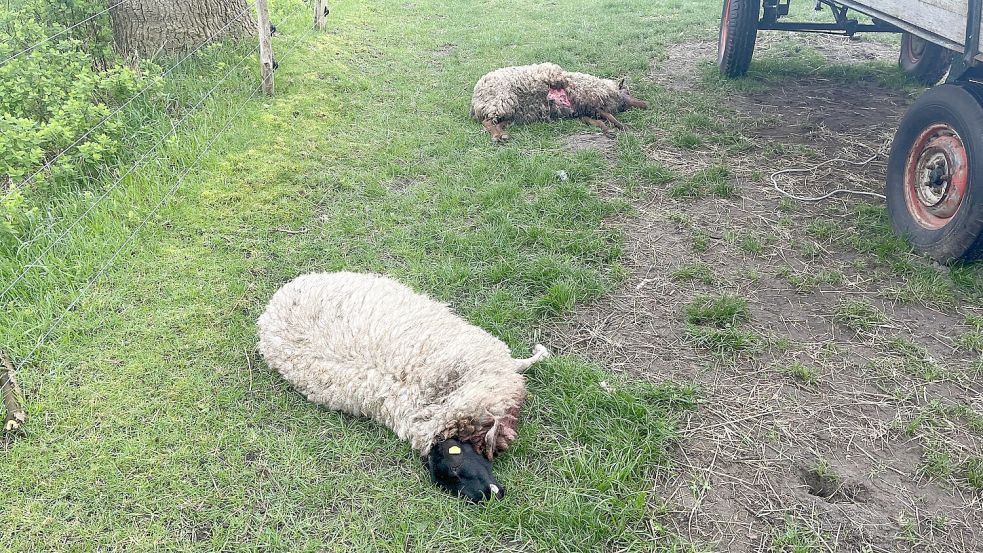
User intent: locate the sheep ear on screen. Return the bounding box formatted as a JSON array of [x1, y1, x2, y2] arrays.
[[617, 77, 626, 90]]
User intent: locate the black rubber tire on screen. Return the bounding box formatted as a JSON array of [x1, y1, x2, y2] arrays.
[[899, 32, 952, 86], [717, 0, 758, 78], [886, 83, 983, 262]]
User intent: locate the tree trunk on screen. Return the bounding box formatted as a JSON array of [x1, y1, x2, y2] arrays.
[[110, 0, 256, 57]]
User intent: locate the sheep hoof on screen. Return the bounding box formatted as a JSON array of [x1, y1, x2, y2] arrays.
[[500, 133, 511, 141]]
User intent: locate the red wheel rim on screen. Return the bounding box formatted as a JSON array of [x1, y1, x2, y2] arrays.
[[718, 0, 732, 64], [903, 123, 969, 230]]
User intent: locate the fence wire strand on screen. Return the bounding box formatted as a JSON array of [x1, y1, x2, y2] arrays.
[[0, 0, 128, 66], [3, 3, 314, 299], [12, 20, 316, 372], [0, 41, 261, 301], [1, 4, 255, 205]]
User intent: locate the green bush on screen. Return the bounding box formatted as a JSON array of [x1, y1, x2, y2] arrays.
[[0, 2, 162, 248]]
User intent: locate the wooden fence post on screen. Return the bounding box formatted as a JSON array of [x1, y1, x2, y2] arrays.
[[256, 0, 274, 95], [314, 0, 327, 30]]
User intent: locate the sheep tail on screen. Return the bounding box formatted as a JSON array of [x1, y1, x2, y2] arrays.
[[514, 344, 549, 373]]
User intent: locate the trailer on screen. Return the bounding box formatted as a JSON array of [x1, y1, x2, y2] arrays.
[[718, 0, 983, 262]]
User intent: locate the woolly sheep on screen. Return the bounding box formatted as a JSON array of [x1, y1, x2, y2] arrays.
[[470, 62, 649, 142], [257, 271, 549, 502]]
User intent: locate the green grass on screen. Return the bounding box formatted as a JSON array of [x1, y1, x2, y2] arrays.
[[737, 234, 765, 255], [670, 262, 714, 285], [919, 440, 955, 480], [692, 228, 711, 252], [770, 519, 820, 552], [684, 325, 761, 355], [966, 458, 983, 491], [0, 0, 721, 549], [683, 294, 759, 356], [669, 165, 733, 199], [833, 299, 886, 334], [958, 314, 983, 352], [780, 267, 844, 292], [685, 294, 751, 327], [780, 361, 817, 385]]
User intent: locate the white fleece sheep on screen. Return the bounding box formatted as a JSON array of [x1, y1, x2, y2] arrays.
[[470, 63, 571, 125], [257, 272, 549, 459], [470, 63, 648, 141]]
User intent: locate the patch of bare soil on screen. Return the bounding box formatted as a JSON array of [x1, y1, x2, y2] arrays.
[[562, 132, 617, 160], [551, 37, 983, 552], [432, 43, 457, 58], [651, 33, 897, 91], [386, 176, 422, 192]]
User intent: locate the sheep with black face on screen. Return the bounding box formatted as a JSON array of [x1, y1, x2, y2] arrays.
[[257, 271, 548, 502]]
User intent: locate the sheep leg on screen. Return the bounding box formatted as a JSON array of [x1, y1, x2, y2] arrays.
[[514, 344, 549, 373], [599, 111, 626, 130], [579, 116, 610, 135]]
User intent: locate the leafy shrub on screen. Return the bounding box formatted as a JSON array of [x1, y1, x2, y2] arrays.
[[0, 1, 161, 248]]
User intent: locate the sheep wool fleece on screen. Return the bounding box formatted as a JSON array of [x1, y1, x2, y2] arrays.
[[470, 63, 627, 123], [469, 62, 569, 123], [257, 272, 548, 458]]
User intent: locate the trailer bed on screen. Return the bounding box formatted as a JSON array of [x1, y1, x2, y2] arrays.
[[839, 0, 983, 60]]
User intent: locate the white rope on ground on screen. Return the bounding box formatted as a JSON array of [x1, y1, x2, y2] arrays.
[[0, 0, 128, 66], [11, 21, 317, 372], [0, 42, 260, 301], [769, 154, 886, 201], [1, 4, 254, 203]]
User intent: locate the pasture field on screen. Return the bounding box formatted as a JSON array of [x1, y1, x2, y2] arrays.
[[1, 0, 981, 551]]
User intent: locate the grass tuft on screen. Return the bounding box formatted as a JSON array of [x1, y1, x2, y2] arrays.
[[670, 263, 714, 285], [965, 458, 983, 491], [919, 440, 955, 480], [683, 294, 759, 356], [958, 315, 983, 353], [833, 299, 886, 334], [770, 519, 820, 552], [670, 165, 733, 199], [685, 294, 751, 327], [780, 361, 818, 385]]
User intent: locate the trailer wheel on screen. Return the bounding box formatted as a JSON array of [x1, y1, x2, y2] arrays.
[[717, 0, 758, 78], [886, 83, 983, 262], [899, 32, 952, 86]]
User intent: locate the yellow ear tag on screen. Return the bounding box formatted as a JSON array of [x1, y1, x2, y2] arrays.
[[448, 446, 462, 455]]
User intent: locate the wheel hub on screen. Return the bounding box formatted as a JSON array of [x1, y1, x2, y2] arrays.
[[904, 124, 969, 229], [915, 151, 950, 206], [906, 34, 926, 61]]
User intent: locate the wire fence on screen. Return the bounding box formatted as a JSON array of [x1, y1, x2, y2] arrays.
[[1, 2, 320, 380], [0, 0, 128, 66], [0, 4, 254, 205]]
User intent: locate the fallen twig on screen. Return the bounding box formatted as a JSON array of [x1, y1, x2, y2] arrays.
[[0, 352, 26, 432], [273, 227, 308, 235]]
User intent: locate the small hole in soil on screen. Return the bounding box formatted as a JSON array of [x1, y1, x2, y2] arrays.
[[803, 468, 839, 498], [801, 468, 868, 503]]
